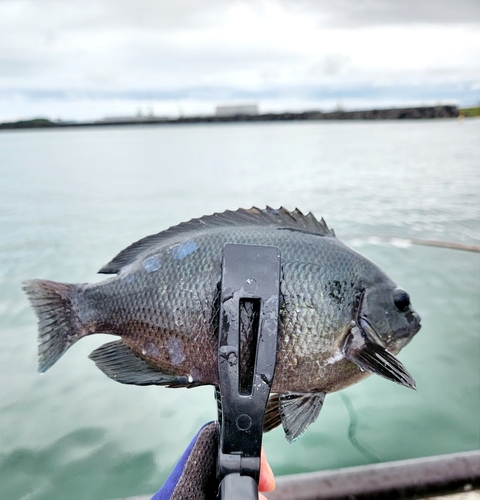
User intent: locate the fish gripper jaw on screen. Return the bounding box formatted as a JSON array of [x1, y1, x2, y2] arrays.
[[216, 243, 281, 500]]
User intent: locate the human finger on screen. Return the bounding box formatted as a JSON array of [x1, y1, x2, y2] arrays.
[[259, 447, 275, 493]]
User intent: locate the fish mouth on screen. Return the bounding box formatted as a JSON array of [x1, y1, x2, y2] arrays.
[[342, 292, 417, 390], [408, 311, 422, 336]]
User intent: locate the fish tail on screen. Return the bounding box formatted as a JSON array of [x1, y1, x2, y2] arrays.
[[23, 279, 88, 373]]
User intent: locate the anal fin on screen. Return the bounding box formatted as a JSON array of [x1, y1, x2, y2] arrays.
[[89, 340, 194, 388], [279, 392, 326, 443]]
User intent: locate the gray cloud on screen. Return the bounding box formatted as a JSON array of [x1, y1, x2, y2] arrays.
[[308, 54, 352, 78], [281, 0, 480, 27], [4, 0, 478, 38], [0, 0, 479, 120], [0, 0, 232, 32], [98, 0, 480, 28]]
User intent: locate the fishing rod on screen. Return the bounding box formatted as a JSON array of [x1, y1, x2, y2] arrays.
[[344, 236, 480, 253]]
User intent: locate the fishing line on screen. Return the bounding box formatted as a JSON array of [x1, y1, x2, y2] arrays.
[[339, 393, 380, 463], [344, 236, 480, 253]]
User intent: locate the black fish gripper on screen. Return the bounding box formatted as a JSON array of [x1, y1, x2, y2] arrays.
[[216, 243, 281, 500]]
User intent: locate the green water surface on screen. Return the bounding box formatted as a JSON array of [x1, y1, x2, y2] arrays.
[[0, 119, 479, 499]]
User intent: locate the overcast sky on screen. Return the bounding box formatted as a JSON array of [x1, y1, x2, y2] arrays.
[[1, 0, 479, 121]]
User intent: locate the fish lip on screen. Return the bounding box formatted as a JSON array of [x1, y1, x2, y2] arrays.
[[410, 311, 422, 335]]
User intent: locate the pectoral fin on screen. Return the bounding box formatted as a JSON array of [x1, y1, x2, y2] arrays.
[[278, 392, 326, 443], [343, 327, 416, 390], [89, 340, 196, 388]]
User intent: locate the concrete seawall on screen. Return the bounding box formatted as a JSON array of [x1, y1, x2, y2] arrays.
[[0, 105, 460, 131]]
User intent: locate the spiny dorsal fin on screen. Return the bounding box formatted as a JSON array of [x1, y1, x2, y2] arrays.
[[99, 207, 335, 274]]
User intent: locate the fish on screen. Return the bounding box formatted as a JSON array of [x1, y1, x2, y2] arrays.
[[23, 207, 421, 442]]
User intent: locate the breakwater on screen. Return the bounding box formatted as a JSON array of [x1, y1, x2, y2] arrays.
[[0, 105, 459, 130]]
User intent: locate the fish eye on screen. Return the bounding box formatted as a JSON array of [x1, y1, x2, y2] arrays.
[[393, 288, 410, 312]]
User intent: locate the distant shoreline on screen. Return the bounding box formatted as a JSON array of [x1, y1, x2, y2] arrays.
[[0, 105, 469, 131]]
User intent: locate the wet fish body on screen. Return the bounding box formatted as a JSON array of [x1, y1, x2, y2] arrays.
[[24, 208, 421, 441]]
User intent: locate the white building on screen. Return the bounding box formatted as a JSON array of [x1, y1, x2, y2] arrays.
[[215, 104, 259, 117]]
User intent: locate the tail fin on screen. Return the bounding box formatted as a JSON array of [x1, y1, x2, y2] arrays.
[[23, 279, 87, 373]]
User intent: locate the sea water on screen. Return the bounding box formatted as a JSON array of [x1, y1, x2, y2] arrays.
[[0, 119, 479, 499]]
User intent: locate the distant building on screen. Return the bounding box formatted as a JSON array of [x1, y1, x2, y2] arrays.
[[215, 104, 258, 117]]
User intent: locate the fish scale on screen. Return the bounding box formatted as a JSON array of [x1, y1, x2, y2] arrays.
[[23, 207, 421, 441]]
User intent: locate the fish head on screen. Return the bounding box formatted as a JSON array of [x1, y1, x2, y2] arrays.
[[359, 274, 421, 353], [342, 269, 421, 390]]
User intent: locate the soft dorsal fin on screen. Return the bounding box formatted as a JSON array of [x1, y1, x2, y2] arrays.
[[99, 207, 335, 274]]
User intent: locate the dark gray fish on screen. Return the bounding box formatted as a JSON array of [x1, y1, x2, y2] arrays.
[[23, 207, 421, 442]]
